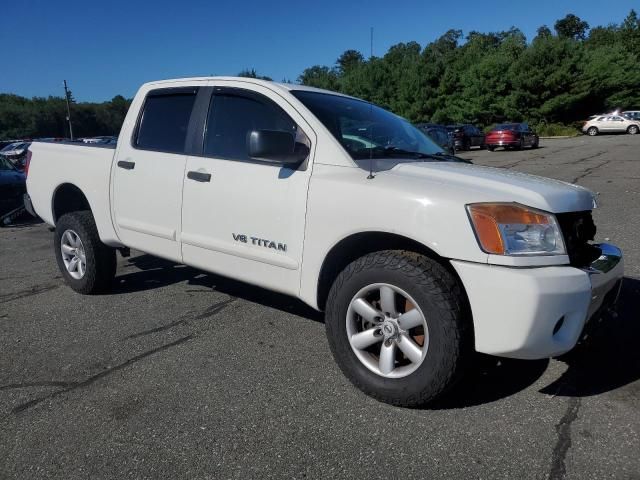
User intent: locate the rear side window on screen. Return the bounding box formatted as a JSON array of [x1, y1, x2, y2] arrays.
[[204, 92, 299, 161], [135, 90, 197, 153]]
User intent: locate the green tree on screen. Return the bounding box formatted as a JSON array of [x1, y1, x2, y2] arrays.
[[555, 14, 590, 40], [237, 68, 272, 81]]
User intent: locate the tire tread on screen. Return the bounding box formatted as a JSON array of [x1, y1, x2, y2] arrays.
[[325, 250, 469, 407]]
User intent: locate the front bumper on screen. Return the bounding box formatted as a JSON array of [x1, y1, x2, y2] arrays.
[[451, 243, 623, 359]]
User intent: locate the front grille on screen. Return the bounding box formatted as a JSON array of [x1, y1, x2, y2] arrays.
[[556, 211, 601, 267]]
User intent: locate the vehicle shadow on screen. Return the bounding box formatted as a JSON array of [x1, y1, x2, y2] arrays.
[[430, 276, 640, 409], [540, 276, 640, 398], [111, 254, 639, 407], [111, 254, 323, 323]]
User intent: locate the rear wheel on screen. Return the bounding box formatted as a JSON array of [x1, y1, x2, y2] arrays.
[[487, 145, 495, 152], [531, 138, 539, 149], [587, 127, 599, 136], [517, 138, 525, 150], [627, 125, 639, 135], [325, 250, 470, 407], [54, 211, 116, 294]]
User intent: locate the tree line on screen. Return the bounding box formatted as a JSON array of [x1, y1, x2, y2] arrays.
[[0, 93, 130, 140], [1, 11, 639, 140], [298, 11, 640, 130]]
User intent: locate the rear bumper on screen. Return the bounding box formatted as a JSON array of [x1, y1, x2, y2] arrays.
[[451, 243, 623, 359], [486, 140, 519, 146]]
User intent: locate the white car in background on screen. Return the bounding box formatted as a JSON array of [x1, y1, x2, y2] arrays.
[[583, 115, 640, 136]]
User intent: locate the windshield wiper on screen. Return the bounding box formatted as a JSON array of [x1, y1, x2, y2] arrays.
[[370, 146, 445, 161], [433, 151, 473, 164]]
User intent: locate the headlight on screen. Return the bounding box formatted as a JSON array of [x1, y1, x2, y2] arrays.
[[466, 203, 566, 256]]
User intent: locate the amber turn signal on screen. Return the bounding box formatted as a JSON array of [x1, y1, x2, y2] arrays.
[[467, 203, 551, 255]]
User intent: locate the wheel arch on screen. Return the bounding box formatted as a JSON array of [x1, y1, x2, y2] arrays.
[[315, 231, 469, 313], [51, 183, 92, 223]]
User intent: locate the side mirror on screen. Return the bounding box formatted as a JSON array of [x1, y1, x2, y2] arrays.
[[248, 130, 308, 165]]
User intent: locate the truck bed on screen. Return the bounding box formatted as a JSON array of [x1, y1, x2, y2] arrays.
[[26, 141, 121, 245]]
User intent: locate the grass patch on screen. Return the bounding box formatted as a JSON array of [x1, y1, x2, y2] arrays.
[[533, 123, 581, 137]]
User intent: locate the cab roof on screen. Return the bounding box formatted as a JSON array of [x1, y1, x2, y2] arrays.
[[142, 76, 355, 99]]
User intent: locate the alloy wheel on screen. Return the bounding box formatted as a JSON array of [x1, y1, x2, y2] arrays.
[[346, 283, 429, 378], [60, 229, 87, 280]]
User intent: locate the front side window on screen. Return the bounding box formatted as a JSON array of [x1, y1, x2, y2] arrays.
[[291, 90, 443, 172], [204, 92, 304, 161], [135, 90, 197, 153]]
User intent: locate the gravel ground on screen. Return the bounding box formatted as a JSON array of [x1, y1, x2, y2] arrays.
[[1, 135, 638, 479]]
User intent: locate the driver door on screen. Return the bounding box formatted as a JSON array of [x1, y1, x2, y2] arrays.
[[180, 83, 316, 296]]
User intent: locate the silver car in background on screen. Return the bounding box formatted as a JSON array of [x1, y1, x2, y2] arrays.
[[583, 114, 640, 136]]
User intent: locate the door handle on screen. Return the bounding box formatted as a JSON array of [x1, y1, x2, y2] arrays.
[[117, 160, 135, 170], [187, 171, 211, 182]]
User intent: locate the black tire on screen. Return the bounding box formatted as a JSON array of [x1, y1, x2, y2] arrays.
[[587, 127, 598, 136], [463, 139, 471, 151], [487, 145, 495, 152], [325, 250, 470, 407], [517, 138, 524, 150], [54, 211, 116, 294], [531, 138, 539, 149], [627, 125, 639, 135]]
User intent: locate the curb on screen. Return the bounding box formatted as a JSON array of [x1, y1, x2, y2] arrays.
[[538, 136, 578, 139]]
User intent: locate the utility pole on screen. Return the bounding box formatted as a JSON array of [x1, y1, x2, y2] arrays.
[[63, 80, 74, 140]]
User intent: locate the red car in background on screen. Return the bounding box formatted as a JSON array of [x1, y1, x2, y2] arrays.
[[485, 123, 539, 151]]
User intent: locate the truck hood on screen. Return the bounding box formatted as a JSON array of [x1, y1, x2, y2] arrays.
[[386, 161, 595, 213]]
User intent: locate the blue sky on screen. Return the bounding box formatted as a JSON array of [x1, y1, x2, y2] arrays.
[[1, 0, 636, 102]]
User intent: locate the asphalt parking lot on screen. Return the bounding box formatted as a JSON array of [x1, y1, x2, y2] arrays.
[[1, 135, 639, 479]]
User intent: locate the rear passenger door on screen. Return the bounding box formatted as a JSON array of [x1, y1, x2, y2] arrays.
[[111, 85, 200, 261], [611, 116, 627, 132], [180, 83, 315, 296], [599, 116, 616, 132]]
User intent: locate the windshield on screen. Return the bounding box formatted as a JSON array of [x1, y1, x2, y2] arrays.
[[291, 90, 444, 170], [1, 143, 20, 152]]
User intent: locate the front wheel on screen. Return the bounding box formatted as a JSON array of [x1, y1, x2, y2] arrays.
[[325, 251, 470, 407], [587, 127, 598, 136], [54, 211, 116, 294], [487, 145, 495, 152]]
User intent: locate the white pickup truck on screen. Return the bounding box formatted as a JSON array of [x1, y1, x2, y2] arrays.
[[25, 77, 623, 406]]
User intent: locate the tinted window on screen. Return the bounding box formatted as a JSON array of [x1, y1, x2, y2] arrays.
[[136, 91, 197, 153], [204, 93, 299, 161]]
